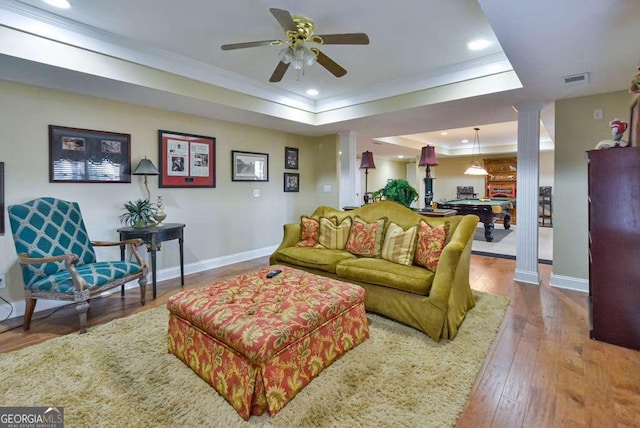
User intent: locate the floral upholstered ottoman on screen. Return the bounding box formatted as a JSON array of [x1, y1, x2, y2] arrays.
[[166, 265, 369, 420]]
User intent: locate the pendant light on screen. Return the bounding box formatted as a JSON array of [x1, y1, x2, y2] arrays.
[[464, 127, 488, 175]]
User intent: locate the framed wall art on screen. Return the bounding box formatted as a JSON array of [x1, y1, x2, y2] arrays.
[[158, 130, 216, 188], [630, 97, 639, 147], [284, 172, 299, 192], [285, 146, 299, 169], [232, 151, 269, 182], [49, 125, 131, 183]]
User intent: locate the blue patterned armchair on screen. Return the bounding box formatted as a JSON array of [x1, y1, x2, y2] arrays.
[[9, 197, 148, 333]]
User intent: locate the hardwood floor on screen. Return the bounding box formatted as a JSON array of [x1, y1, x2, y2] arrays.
[[1, 255, 638, 427]]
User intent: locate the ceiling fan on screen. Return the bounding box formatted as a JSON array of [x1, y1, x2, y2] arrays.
[[221, 8, 369, 82]]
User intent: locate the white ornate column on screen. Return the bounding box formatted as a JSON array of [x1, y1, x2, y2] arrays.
[[514, 102, 544, 285], [338, 131, 358, 208]]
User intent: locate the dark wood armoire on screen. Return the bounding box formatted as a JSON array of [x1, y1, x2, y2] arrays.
[[587, 147, 640, 350]]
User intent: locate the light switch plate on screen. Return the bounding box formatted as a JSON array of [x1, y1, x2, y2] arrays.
[[253, 189, 260, 197]]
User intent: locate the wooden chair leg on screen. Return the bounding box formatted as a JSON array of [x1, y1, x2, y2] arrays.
[[75, 301, 90, 334], [138, 275, 147, 305], [23, 297, 37, 330]]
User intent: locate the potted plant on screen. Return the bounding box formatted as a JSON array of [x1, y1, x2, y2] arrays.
[[372, 179, 419, 208], [119, 199, 156, 228]]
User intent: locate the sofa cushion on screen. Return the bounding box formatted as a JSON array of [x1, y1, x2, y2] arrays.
[[318, 217, 352, 250], [273, 247, 356, 273], [296, 215, 320, 247], [345, 216, 387, 257], [413, 220, 450, 271], [296, 216, 337, 247], [336, 258, 434, 295], [380, 222, 418, 266]]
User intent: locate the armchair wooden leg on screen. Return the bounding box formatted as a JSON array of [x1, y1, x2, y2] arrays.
[[138, 275, 147, 305], [23, 297, 37, 330], [75, 301, 90, 334]]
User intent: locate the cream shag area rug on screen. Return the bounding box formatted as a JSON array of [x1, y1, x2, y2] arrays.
[[0, 292, 508, 427]]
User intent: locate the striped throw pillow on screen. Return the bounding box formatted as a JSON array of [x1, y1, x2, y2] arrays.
[[318, 217, 352, 250], [381, 222, 418, 266]]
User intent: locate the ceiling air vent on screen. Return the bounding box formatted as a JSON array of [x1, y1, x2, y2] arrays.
[[562, 72, 589, 86]]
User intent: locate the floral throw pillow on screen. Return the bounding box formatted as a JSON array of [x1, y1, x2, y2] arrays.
[[296, 216, 338, 247], [380, 222, 418, 266], [318, 217, 352, 250], [296, 216, 320, 247], [413, 220, 450, 271], [345, 216, 387, 257]]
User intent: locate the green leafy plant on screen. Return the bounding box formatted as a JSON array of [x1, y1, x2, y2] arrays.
[[372, 179, 419, 208], [119, 199, 156, 228]]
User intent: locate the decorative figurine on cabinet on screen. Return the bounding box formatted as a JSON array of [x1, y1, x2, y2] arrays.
[[595, 118, 629, 149]]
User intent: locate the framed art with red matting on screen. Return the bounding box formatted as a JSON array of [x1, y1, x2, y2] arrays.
[[158, 130, 215, 188]]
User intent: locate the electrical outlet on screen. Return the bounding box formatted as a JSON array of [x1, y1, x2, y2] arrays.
[[0, 274, 6, 289]]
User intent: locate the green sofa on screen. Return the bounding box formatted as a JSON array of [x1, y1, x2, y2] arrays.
[[269, 201, 480, 341]]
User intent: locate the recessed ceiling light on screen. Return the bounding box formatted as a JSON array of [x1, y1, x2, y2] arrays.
[[398, 155, 404, 158], [461, 139, 469, 143], [306, 89, 319, 96], [440, 132, 448, 135], [467, 39, 491, 51], [43, 0, 71, 8]]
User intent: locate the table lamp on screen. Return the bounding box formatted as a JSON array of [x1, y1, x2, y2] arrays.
[[359, 151, 376, 204], [133, 157, 159, 201], [418, 145, 438, 210]]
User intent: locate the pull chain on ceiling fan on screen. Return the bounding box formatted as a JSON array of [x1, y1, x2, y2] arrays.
[[221, 8, 369, 82]]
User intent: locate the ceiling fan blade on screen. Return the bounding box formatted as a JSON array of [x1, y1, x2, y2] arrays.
[[315, 33, 370, 45], [314, 49, 347, 78], [269, 8, 297, 33], [269, 61, 290, 82], [221, 40, 280, 50]]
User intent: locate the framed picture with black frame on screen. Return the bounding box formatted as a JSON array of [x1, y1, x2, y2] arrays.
[[284, 172, 299, 192], [48, 125, 131, 183], [232, 151, 269, 181], [285, 146, 299, 169], [158, 130, 216, 188]]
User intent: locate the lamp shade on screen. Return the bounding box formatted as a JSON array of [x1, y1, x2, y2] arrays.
[[133, 158, 159, 175], [418, 145, 438, 166], [464, 127, 488, 175], [464, 161, 488, 175], [360, 151, 376, 169]]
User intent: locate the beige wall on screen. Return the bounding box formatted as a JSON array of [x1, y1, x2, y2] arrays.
[[359, 156, 407, 197], [0, 80, 326, 305], [315, 134, 340, 208], [553, 90, 632, 280]]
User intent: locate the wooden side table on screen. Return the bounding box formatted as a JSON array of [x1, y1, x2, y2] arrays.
[[117, 223, 185, 299]]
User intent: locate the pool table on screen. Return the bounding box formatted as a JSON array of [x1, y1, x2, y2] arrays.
[[434, 198, 513, 242]]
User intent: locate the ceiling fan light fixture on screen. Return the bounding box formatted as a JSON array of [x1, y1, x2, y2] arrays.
[[278, 47, 293, 64]]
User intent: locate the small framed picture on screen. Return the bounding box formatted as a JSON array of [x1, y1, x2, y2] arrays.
[[232, 151, 269, 181], [285, 146, 299, 170], [284, 172, 299, 192]]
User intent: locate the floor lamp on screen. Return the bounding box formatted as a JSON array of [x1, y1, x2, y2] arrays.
[[360, 151, 376, 204], [419, 145, 438, 211]]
